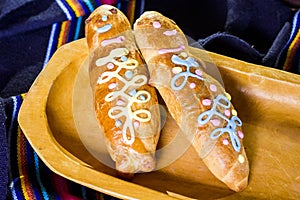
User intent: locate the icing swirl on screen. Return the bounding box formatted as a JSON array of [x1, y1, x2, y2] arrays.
[[170, 55, 204, 90], [197, 94, 242, 152], [96, 47, 151, 145], [96, 24, 112, 33]]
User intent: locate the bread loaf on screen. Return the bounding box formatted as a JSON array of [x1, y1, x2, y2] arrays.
[[85, 5, 161, 178], [133, 11, 249, 192]]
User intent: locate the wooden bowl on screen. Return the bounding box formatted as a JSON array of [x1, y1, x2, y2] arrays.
[[18, 38, 300, 199]]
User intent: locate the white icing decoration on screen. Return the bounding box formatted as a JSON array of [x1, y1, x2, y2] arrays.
[[163, 29, 177, 36], [158, 45, 185, 54], [238, 154, 245, 163], [180, 52, 187, 58], [223, 139, 229, 145], [198, 94, 242, 152], [189, 82, 196, 89], [172, 67, 182, 74], [139, 95, 146, 101], [232, 109, 237, 116], [133, 121, 140, 128], [102, 15, 108, 21], [170, 55, 204, 90], [153, 21, 161, 28], [101, 36, 125, 46], [202, 99, 212, 106], [96, 47, 151, 145], [238, 130, 244, 139], [107, 63, 114, 69], [115, 120, 122, 127], [210, 84, 217, 92], [97, 24, 112, 33], [96, 48, 129, 67], [129, 89, 137, 96], [120, 55, 127, 62], [108, 82, 117, 89], [116, 99, 126, 106], [225, 92, 231, 101], [224, 109, 231, 117], [125, 70, 133, 79], [210, 118, 221, 126], [195, 69, 202, 76]]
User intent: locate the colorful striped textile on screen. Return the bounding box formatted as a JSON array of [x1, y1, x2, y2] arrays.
[[1, 0, 142, 199], [45, 0, 105, 66], [277, 9, 300, 74], [44, 0, 139, 66], [5, 94, 118, 200]]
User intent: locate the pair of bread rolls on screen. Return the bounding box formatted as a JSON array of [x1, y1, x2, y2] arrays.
[[85, 4, 249, 192]]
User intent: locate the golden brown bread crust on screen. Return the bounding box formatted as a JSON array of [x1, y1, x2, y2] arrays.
[[133, 11, 249, 192], [85, 5, 161, 177]]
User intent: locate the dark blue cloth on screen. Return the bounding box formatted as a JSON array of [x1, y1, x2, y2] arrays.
[[145, 0, 294, 70], [225, 0, 292, 53], [205, 0, 292, 68], [0, 98, 8, 200], [198, 32, 264, 65], [0, 0, 66, 95]]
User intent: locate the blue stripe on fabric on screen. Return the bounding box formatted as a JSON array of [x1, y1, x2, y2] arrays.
[[25, 138, 43, 200], [55, 0, 73, 20], [15, 95, 21, 115], [34, 152, 49, 200], [77, 0, 90, 14], [67, 18, 76, 43], [275, 10, 300, 68], [95, 0, 101, 7], [9, 179, 23, 199], [56, 0, 73, 20], [282, 10, 300, 52], [7, 95, 21, 137], [82, 0, 95, 12], [33, 186, 42, 200], [9, 179, 17, 199], [8, 96, 17, 136], [8, 96, 22, 199], [25, 140, 34, 167], [116, 2, 121, 9], [44, 23, 58, 67], [74, 16, 83, 40], [290, 10, 300, 40]]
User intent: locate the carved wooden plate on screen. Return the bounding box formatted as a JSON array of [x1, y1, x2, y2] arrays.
[[18, 38, 300, 200]]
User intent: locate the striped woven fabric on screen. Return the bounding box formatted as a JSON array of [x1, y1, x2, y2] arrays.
[[277, 9, 300, 74], [3, 0, 140, 199], [6, 95, 118, 200], [44, 0, 138, 66]]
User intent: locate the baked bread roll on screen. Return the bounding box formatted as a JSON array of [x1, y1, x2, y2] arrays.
[[85, 5, 161, 178], [133, 11, 249, 192]]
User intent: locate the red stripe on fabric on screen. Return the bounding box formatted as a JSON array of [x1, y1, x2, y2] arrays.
[[19, 128, 35, 199], [51, 173, 83, 200], [57, 21, 71, 48], [283, 29, 300, 71], [284, 39, 300, 71], [99, 0, 118, 4], [67, 0, 86, 16]]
